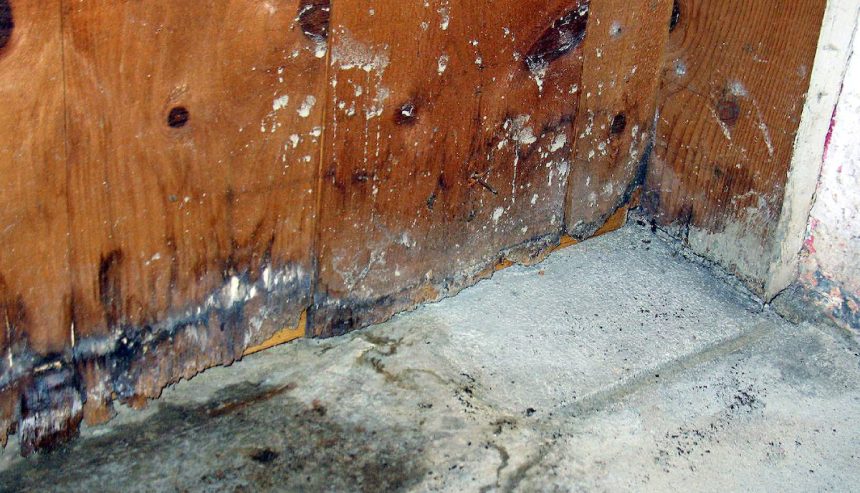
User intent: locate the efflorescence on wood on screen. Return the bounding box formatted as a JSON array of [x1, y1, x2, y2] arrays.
[[0, 0, 595, 455]]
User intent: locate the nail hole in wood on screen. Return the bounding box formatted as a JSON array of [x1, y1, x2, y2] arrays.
[[167, 106, 190, 128]]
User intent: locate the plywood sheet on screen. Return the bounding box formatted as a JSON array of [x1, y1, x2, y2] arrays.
[[61, 0, 326, 422], [312, 0, 587, 335], [566, 0, 673, 239], [643, 0, 826, 292], [0, 0, 70, 446]]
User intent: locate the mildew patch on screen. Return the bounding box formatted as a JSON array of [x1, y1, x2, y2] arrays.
[[437, 54, 449, 75], [331, 29, 391, 74]]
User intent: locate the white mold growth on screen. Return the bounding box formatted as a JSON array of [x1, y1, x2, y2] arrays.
[[437, 54, 449, 75], [272, 94, 290, 112], [298, 95, 317, 118]]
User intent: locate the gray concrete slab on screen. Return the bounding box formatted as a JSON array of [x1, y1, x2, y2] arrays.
[[1, 225, 858, 492]]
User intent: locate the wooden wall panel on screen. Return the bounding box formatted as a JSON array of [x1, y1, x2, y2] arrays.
[[61, 1, 327, 425], [0, 0, 71, 447], [566, 0, 673, 239], [643, 0, 826, 293], [2, 0, 828, 455], [312, 0, 587, 335]]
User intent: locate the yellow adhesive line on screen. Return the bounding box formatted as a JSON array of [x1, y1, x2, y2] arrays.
[[243, 311, 307, 356]]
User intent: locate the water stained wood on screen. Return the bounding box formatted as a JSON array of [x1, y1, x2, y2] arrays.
[[524, 1, 590, 72], [644, 0, 826, 293], [297, 0, 331, 43]]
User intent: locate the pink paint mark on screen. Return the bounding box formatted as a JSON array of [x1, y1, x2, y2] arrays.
[[804, 234, 817, 255], [803, 218, 820, 255], [822, 105, 838, 163]]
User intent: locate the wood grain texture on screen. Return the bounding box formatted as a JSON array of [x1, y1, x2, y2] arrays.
[[61, 0, 326, 423], [643, 0, 826, 292], [0, 0, 71, 445], [311, 0, 586, 336], [566, 0, 673, 239]]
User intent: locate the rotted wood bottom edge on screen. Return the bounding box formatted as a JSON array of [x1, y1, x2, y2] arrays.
[[0, 205, 632, 456]]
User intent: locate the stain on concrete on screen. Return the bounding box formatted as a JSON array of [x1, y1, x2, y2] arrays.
[[1, 381, 428, 492]]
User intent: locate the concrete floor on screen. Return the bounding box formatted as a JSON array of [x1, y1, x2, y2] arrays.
[[1, 224, 858, 492]]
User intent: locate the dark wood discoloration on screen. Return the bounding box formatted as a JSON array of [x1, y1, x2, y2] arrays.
[[97, 250, 123, 328], [716, 98, 740, 126], [167, 106, 190, 128], [18, 367, 83, 457], [670, 0, 681, 32], [0, 0, 13, 51], [0, 0, 72, 450], [525, 1, 590, 72], [610, 113, 627, 135], [0, 0, 828, 456], [313, 0, 587, 337], [297, 0, 330, 43]]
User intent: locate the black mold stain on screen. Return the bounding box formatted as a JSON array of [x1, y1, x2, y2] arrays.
[[167, 106, 190, 128], [297, 0, 331, 43], [19, 366, 83, 457], [394, 102, 418, 125], [0, 0, 13, 52], [524, 1, 590, 72], [0, 275, 28, 351], [610, 113, 627, 135], [98, 250, 124, 328], [249, 448, 280, 464], [716, 98, 740, 127], [670, 0, 681, 32]]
